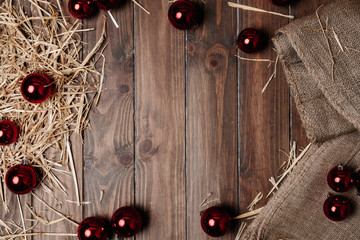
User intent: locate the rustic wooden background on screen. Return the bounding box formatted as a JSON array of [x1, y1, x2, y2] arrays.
[[0, 0, 331, 239]]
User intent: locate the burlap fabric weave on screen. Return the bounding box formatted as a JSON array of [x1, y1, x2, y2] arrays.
[[241, 0, 360, 239]]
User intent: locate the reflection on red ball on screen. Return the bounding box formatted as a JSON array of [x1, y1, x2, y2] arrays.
[[0, 120, 18, 146], [237, 28, 264, 53], [69, 0, 97, 19], [111, 206, 142, 238], [168, 0, 202, 30], [78, 217, 110, 240], [323, 195, 351, 221], [200, 206, 231, 237], [21, 73, 52, 103], [327, 165, 354, 192], [5, 164, 37, 195]]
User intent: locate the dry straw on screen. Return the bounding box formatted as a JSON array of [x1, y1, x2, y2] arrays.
[[228, 2, 294, 19], [0, 0, 105, 237], [234, 142, 312, 237]]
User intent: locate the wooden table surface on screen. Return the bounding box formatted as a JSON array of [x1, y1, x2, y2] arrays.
[[1, 0, 330, 239]]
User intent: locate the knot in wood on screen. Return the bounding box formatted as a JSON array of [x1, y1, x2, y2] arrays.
[[139, 139, 153, 154], [118, 153, 133, 166], [205, 44, 228, 72]]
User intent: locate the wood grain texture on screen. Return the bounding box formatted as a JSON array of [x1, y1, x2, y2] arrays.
[[0, 0, 333, 239], [238, 1, 290, 213], [186, 0, 238, 239], [134, 1, 186, 239], [82, 0, 135, 235]]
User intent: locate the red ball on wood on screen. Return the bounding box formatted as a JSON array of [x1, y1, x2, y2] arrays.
[[111, 206, 142, 238], [327, 165, 354, 192], [0, 120, 18, 146], [323, 195, 351, 221], [200, 206, 231, 237], [21, 73, 52, 103], [270, 0, 292, 6], [95, 0, 123, 10], [237, 28, 264, 53], [69, 0, 97, 19], [78, 217, 110, 240], [5, 164, 37, 195], [168, 0, 202, 30]]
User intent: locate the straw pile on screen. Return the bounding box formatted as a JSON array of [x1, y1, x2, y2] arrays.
[[0, 0, 105, 216]]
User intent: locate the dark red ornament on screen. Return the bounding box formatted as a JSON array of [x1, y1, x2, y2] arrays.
[[111, 206, 142, 238], [168, 0, 202, 30], [270, 0, 292, 6], [323, 195, 351, 221], [95, 0, 123, 10], [5, 164, 37, 195], [0, 120, 18, 146], [21, 73, 52, 103], [200, 206, 231, 237], [237, 28, 264, 53], [69, 0, 97, 19], [78, 217, 110, 240], [327, 165, 354, 192]]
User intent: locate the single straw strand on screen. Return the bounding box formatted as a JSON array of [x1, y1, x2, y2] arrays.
[[107, 10, 119, 28], [132, 0, 151, 14], [67, 141, 80, 207], [228, 2, 294, 19], [232, 207, 263, 220]]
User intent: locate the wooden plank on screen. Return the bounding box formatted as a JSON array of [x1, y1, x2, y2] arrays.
[[238, 1, 290, 213], [134, 1, 186, 239], [186, 1, 238, 239], [82, 0, 135, 231]]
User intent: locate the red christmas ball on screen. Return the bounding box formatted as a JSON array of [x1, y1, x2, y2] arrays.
[[0, 120, 18, 146], [69, 0, 97, 19], [168, 0, 202, 30], [327, 165, 354, 192], [5, 164, 37, 195], [237, 28, 264, 53], [78, 217, 110, 240], [323, 195, 351, 221], [200, 206, 231, 237], [95, 0, 123, 10], [111, 206, 142, 238], [21, 73, 52, 104], [270, 0, 292, 6]]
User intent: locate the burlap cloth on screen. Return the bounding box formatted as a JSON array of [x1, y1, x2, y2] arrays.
[[240, 0, 360, 239]]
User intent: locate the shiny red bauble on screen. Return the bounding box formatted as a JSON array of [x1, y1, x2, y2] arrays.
[[21, 73, 52, 103], [327, 165, 354, 192], [5, 164, 37, 194], [111, 206, 142, 238], [0, 120, 18, 146], [78, 217, 110, 240], [237, 28, 264, 53], [69, 0, 97, 19], [270, 0, 292, 6], [323, 195, 351, 221], [200, 206, 231, 237], [168, 0, 202, 30], [95, 0, 123, 10]]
